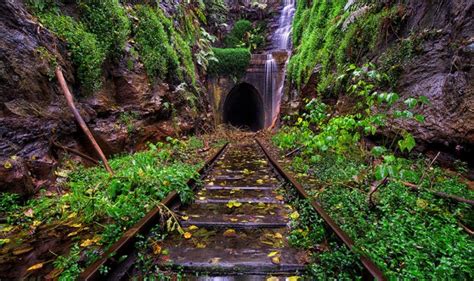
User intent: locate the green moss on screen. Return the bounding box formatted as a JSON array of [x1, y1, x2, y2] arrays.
[[134, 6, 196, 84], [39, 13, 106, 93], [207, 48, 251, 77], [134, 6, 179, 80], [289, 2, 404, 95], [79, 0, 130, 58]]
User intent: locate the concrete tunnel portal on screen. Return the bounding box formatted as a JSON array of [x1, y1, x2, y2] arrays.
[[223, 83, 265, 132]]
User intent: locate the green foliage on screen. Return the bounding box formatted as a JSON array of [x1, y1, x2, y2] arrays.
[[0, 193, 20, 215], [27, 0, 56, 13], [273, 64, 473, 279], [134, 6, 196, 84], [278, 64, 424, 156], [225, 20, 252, 47], [79, 0, 131, 58], [39, 13, 106, 93], [134, 5, 179, 80], [204, 0, 228, 27], [289, 1, 404, 94], [224, 20, 265, 51], [4, 137, 209, 279], [208, 48, 251, 77]]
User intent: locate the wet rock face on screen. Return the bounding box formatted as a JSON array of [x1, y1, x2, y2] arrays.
[[391, 0, 473, 157], [0, 158, 34, 196], [0, 1, 73, 108], [0, 1, 205, 196]]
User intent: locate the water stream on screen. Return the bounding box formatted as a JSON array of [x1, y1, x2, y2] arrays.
[[266, 0, 296, 127]]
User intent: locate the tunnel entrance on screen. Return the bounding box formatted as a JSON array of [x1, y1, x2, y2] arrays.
[[223, 83, 264, 131]]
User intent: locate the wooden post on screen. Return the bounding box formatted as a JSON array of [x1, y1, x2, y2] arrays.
[[55, 67, 114, 175]]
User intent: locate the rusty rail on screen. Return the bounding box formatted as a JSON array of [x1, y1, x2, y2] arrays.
[[256, 138, 386, 281], [79, 143, 228, 280]]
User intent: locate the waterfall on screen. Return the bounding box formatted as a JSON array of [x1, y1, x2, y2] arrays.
[[273, 0, 296, 50], [266, 0, 296, 127]]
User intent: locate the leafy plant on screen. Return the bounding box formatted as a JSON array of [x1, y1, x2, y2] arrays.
[[79, 0, 130, 58], [208, 48, 251, 77], [39, 13, 106, 93]]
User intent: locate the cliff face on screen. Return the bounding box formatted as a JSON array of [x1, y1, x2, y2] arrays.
[[391, 0, 473, 155], [0, 1, 209, 196], [288, 0, 473, 164]]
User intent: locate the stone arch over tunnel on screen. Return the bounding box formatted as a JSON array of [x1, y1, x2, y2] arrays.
[[223, 83, 265, 131]]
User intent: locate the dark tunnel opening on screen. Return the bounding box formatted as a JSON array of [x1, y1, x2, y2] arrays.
[[223, 83, 265, 131]]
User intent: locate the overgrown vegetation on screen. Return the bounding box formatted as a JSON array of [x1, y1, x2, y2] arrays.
[[0, 137, 213, 279], [28, 0, 205, 92], [288, 1, 408, 94], [208, 48, 251, 77], [273, 64, 474, 278], [78, 0, 130, 59], [224, 19, 266, 51], [39, 12, 106, 92]]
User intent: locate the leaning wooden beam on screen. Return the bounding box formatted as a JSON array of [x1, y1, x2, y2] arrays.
[[55, 67, 114, 175]]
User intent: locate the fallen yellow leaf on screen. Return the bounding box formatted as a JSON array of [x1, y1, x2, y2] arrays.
[[67, 231, 79, 237], [196, 242, 206, 249], [287, 276, 300, 281], [256, 179, 264, 184], [223, 229, 237, 237], [275, 195, 284, 201], [271, 256, 281, 264], [0, 238, 11, 245], [181, 216, 189, 221], [67, 212, 77, 219], [183, 232, 192, 239], [230, 218, 239, 222], [80, 239, 95, 248], [27, 263, 43, 271], [274, 232, 283, 239], [266, 277, 279, 281], [267, 251, 279, 257], [289, 211, 300, 220], [0, 226, 13, 233], [70, 223, 82, 228], [188, 225, 199, 231], [153, 244, 162, 255]]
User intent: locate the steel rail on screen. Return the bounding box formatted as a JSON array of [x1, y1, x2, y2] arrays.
[[79, 143, 229, 280], [256, 138, 386, 281]]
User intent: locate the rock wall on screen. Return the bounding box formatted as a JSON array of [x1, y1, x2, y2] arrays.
[[0, 1, 208, 196], [291, 0, 473, 164], [390, 0, 473, 157]]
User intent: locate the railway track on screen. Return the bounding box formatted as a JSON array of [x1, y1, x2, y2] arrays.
[[81, 140, 385, 280]]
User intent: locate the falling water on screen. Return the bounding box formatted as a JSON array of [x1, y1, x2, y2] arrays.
[[265, 0, 296, 127], [265, 54, 276, 108], [273, 0, 296, 50]]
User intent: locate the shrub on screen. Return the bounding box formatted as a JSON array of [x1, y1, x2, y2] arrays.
[[79, 0, 130, 58], [40, 13, 106, 93], [207, 48, 251, 77], [224, 19, 252, 48]]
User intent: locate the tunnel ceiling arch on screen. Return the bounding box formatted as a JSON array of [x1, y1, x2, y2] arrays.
[[223, 83, 265, 131]]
